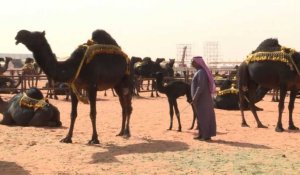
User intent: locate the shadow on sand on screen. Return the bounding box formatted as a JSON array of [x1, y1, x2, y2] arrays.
[[90, 139, 189, 163], [209, 139, 271, 149], [0, 161, 30, 175]]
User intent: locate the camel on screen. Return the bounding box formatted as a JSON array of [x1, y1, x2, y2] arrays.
[[21, 57, 42, 89], [238, 38, 300, 132], [214, 79, 263, 111], [0, 57, 12, 75], [153, 72, 196, 131], [130, 56, 143, 96], [15, 29, 133, 144], [0, 57, 22, 94], [45, 79, 70, 100], [0, 87, 61, 127], [214, 80, 240, 110], [134, 57, 175, 97]]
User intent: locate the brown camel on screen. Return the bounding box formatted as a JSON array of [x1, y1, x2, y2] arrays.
[[238, 38, 300, 132], [0, 57, 12, 75], [15, 30, 133, 144], [21, 57, 42, 89]]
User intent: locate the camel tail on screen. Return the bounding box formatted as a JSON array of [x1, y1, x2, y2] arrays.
[[237, 61, 249, 92]]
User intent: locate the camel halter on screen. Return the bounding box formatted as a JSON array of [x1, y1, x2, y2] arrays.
[[69, 41, 130, 104]]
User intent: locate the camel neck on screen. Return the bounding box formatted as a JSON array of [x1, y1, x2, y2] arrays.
[[32, 45, 79, 83]]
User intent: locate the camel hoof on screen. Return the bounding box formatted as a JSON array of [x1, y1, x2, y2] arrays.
[[288, 125, 299, 130], [116, 133, 123, 136], [241, 123, 249, 127], [123, 134, 131, 138], [275, 127, 284, 132], [60, 137, 72, 143], [258, 124, 268, 128], [88, 139, 100, 144]]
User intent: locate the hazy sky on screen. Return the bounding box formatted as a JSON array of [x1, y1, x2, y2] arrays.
[[0, 0, 299, 62]]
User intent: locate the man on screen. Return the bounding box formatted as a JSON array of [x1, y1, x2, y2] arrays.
[[191, 56, 217, 141]]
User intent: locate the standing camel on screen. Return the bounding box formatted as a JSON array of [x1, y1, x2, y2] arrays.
[[15, 29, 133, 144], [153, 72, 196, 131], [0, 57, 12, 75], [0, 57, 22, 94], [238, 38, 300, 132]]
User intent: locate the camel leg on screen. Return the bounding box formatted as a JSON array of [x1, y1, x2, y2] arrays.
[[275, 88, 287, 132], [287, 90, 299, 130], [88, 86, 100, 144], [123, 88, 133, 137], [115, 89, 126, 136], [247, 84, 267, 128], [0, 113, 15, 125], [115, 84, 132, 137], [189, 104, 197, 130], [150, 81, 154, 97], [239, 90, 249, 127], [60, 92, 78, 143], [173, 99, 182, 132], [167, 98, 174, 130]]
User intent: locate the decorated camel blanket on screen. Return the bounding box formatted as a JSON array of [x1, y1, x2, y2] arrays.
[[19, 93, 49, 110], [245, 47, 296, 71], [70, 41, 131, 104]]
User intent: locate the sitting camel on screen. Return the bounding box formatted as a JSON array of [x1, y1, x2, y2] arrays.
[[0, 87, 61, 127], [214, 79, 263, 111], [153, 72, 197, 131]]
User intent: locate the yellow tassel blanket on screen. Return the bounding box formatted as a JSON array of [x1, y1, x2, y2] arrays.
[[19, 93, 48, 110], [69, 41, 130, 104], [217, 86, 239, 96], [245, 47, 296, 71]]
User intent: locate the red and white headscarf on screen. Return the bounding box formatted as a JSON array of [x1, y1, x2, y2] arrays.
[[192, 56, 216, 94]]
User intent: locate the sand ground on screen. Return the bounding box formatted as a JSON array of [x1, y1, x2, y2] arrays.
[[0, 89, 300, 175]]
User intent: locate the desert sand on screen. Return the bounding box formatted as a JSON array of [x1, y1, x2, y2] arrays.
[[0, 89, 300, 175]]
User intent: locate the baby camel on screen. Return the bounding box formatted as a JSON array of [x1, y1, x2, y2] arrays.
[[153, 72, 196, 131]]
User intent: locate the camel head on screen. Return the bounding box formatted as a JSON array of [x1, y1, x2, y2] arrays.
[[15, 30, 46, 52], [5, 57, 12, 63]]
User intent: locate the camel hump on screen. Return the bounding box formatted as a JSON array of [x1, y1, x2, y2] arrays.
[[254, 38, 281, 53]]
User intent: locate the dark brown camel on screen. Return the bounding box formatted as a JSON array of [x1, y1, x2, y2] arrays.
[[15, 30, 133, 144], [238, 38, 300, 132], [153, 72, 197, 131], [0, 57, 22, 94], [0, 57, 12, 75], [0, 87, 61, 127], [21, 57, 42, 89]]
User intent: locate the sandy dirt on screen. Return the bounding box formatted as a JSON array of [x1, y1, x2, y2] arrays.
[[0, 89, 300, 175]]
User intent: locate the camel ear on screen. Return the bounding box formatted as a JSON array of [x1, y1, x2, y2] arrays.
[[42, 31, 46, 36]]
